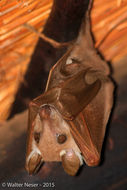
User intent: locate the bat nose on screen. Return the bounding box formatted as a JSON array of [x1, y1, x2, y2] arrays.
[[60, 149, 83, 176], [39, 105, 51, 119], [26, 152, 43, 175]]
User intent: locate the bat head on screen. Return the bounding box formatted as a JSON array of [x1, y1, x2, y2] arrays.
[[26, 104, 83, 176]]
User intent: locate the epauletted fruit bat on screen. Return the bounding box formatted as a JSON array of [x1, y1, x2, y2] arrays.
[[25, 9, 114, 176]]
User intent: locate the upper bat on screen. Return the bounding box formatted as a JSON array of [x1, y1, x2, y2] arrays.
[[25, 10, 114, 176]]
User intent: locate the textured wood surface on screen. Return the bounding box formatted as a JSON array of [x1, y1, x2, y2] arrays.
[[0, 0, 52, 121]]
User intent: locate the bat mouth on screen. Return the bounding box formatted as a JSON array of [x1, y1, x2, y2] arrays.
[[26, 151, 44, 175]]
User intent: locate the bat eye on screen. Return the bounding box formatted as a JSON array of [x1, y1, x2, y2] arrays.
[[34, 132, 40, 144], [56, 134, 67, 144]]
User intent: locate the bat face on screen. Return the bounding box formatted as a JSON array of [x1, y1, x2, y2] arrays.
[[26, 104, 83, 176]]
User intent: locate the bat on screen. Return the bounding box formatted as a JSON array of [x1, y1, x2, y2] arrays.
[[25, 11, 114, 176]]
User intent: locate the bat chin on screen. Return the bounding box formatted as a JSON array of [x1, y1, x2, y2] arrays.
[[26, 150, 43, 175], [60, 149, 83, 176]]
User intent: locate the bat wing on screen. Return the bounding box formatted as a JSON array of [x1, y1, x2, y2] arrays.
[[57, 69, 101, 120], [68, 77, 114, 166], [26, 101, 40, 158], [31, 68, 101, 121]]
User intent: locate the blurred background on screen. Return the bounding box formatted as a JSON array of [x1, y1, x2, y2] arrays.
[[0, 0, 127, 189]]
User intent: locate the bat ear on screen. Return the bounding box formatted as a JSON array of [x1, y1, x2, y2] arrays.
[[56, 69, 101, 120]]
